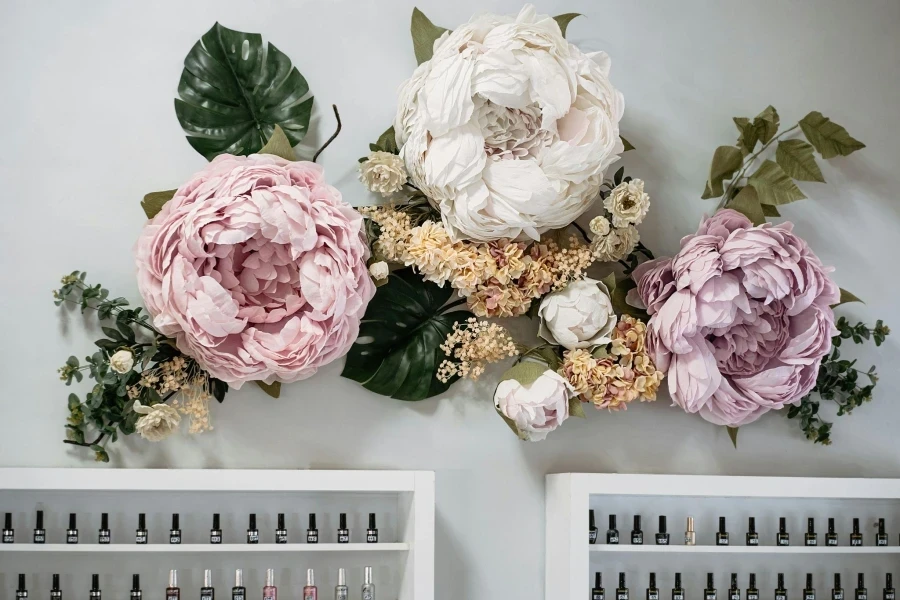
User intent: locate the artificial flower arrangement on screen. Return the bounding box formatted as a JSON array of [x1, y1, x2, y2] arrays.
[[348, 5, 889, 445], [56, 24, 375, 461]]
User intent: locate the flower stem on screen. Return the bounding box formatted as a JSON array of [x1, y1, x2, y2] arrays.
[[312, 105, 342, 163], [571, 221, 591, 244], [718, 124, 799, 210]]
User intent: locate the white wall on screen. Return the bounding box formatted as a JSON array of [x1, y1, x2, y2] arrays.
[[1, 1, 899, 599]]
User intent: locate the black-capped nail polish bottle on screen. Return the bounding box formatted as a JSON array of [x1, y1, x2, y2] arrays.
[[672, 573, 684, 600], [166, 570, 180, 600], [589, 510, 599, 544], [647, 573, 659, 600], [777, 517, 790, 546], [367, 513, 378, 543], [16, 574, 27, 600], [856, 574, 868, 600], [617, 573, 629, 600], [747, 574, 759, 600], [631, 515, 643, 545], [307, 513, 318, 543], [135, 513, 147, 544], [593, 573, 605, 600], [51, 574, 62, 600], [705, 573, 717, 600], [834, 574, 844, 600], [876, 519, 888, 547], [729, 573, 740, 600], [98, 513, 110, 544], [232, 570, 245, 600], [34, 511, 45, 544], [805, 518, 817, 546], [275, 513, 287, 544], [826, 518, 838, 547], [169, 513, 181, 544], [884, 574, 895, 600], [210, 513, 222, 544], [775, 573, 787, 600], [89, 574, 101, 600], [66, 513, 78, 544], [130, 575, 141, 600], [746, 517, 759, 546], [200, 570, 214, 600], [804, 574, 816, 600], [656, 516, 669, 545], [716, 517, 729, 546], [3, 512, 14, 543], [850, 518, 863, 547], [337, 513, 350, 543], [607, 515, 619, 544], [247, 514, 259, 544]]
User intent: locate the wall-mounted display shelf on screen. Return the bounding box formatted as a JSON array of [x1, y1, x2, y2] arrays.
[[546, 473, 900, 600], [0, 468, 433, 600]]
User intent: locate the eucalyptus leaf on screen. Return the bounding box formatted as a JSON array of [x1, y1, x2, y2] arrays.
[[175, 23, 314, 160], [728, 186, 766, 225], [554, 13, 582, 37], [257, 125, 297, 161], [726, 426, 739, 448], [747, 160, 807, 206], [569, 396, 586, 419], [775, 139, 824, 182], [701, 146, 743, 199], [799, 111, 866, 159], [411, 8, 448, 65], [753, 105, 780, 144], [141, 190, 177, 220], [341, 268, 473, 401], [256, 381, 281, 398], [621, 136, 635, 151]]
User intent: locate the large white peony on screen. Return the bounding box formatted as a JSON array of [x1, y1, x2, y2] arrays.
[[394, 5, 625, 242]]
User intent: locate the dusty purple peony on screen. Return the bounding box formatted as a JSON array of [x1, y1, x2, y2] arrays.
[[631, 209, 839, 427], [136, 154, 375, 388]]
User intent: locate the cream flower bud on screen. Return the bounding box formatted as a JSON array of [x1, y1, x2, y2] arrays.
[[589, 215, 611, 237], [132, 401, 181, 442], [538, 278, 617, 350], [494, 368, 574, 441], [368, 261, 389, 281], [359, 151, 407, 196], [109, 349, 134, 374]]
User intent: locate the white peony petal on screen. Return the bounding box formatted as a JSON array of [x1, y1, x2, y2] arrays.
[[421, 50, 477, 137], [471, 50, 531, 108], [423, 122, 486, 191], [482, 159, 555, 214]]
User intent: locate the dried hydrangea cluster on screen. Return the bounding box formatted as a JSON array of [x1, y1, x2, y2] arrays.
[[589, 179, 650, 262], [126, 356, 213, 434], [559, 315, 664, 410], [438, 318, 519, 382], [362, 207, 595, 317]]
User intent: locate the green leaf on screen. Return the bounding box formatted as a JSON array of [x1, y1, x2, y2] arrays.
[[701, 146, 743, 199], [256, 381, 281, 398], [569, 396, 586, 419], [733, 117, 758, 155], [799, 111, 866, 159], [141, 190, 177, 220], [376, 126, 399, 155], [747, 160, 807, 206], [726, 426, 739, 448], [620, 136, 635, 151], [341, 268, 473, 401], [600, 272, 617, 296], [496, 407, 526, 440], [833, 288, 864, 308], [609, 277, 649, 322], [257, 125, 296, 161], [175, 22, 314, 160], [411, 8, 448, 65], [554, 13, 582, 37], [761, 203, 781, 217], [752, 105, 780, 144], [775, 139, 825, 182], [727, 186, 766, 225], [501, 361, 551, 387]]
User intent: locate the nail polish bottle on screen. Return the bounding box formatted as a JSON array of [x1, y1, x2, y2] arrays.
[[231, 570, 245, 600], [263, 569, 276, 600], [362, 567, 375, 600], [130, 575, 141, 600], [3, 512, 13, 543], [746, 517, 759, 546], [201, 569, 214, 600], [335, 568, 349, 600], [337, 513, 350, 543], [850, 519, 863, 547], [98, 513, 111, 544], [631, 515, 643, 545], [51, 574, 62, 600], [884, 574, 895, 600], [729, 573, 740, 600], [170, 514, 181, 544], [616, 573, 629, 600], [705, 573, 717, 600], [367, 513, 378, 543], [589, 510, 599, 544], [592, 573, 606, 600], [747, 574, 759, 600], [826, 518, 838, 547], [716, 517, 729, 546], [34, 511, 45, 544], [66, 513, 78, 544], [775, 573, 787, 600], [247, 514, 259, 544], [856, 574, 867, 600], [672, 573, 684, 600], [135, 513, 148, 544], [833, 574, 844, 600], [777, 517, 790, 546], [303, 569, 317, 600], [656, 516, 670, 545], [647, 573, 659, 600], [307, 513, 318, 544], [275, 513, 287, 544], [685, 517, 696, 546], [805, 574, 816, 600], [166, 570, 180, 600], [16, 574, 27, 600], [607, 515, 619, 544], [805, 518, 817, 546], [876, 519, 889, 547], [89, 574, 101, 600], [210, 514, 222, 544]]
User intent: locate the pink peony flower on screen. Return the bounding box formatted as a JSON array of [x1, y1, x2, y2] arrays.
[[136, 154, 375, 388], [633, 209, 839, 427]]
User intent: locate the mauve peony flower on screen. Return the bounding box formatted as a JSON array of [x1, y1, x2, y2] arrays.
[[136, 154, 375, 388], [633, 209, 839, 427]]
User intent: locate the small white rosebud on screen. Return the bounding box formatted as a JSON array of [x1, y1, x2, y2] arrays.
[[369, 261, 390, 281], [109, 349, 135, 374]]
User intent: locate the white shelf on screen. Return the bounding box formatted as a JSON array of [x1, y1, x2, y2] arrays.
[[588, 544, 900, 554], [0, 542, 409, 553]]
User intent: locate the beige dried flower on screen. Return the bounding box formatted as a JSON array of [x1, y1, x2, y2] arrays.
[[359, 151, 407, 196], [438, 318, 519, 382], [604, 179, 650, 227]]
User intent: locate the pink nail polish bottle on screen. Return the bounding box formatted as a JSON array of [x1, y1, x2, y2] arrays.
[[263, 569, 276, 600], [303, 569, 317, 600]]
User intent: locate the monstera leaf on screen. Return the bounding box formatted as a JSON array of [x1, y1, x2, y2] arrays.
[[342, 268, 472, 401], [175, 23, 314, 160]]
